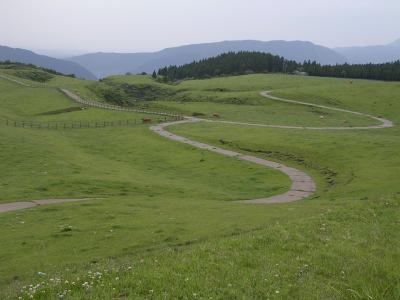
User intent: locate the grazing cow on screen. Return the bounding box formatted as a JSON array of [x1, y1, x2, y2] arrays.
[[350, 80, 353, 84], [212, 113, 220, 118], [142, 118, 152, 124]]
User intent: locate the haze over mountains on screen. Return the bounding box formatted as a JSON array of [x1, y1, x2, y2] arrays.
[[68, 40, 347, 78], [1, 39, 399, 80], [335, 39, 400, 64], [0, 45, 96, 80]]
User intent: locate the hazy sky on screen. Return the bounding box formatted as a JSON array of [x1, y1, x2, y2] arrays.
[[1, 0, 399, 55]]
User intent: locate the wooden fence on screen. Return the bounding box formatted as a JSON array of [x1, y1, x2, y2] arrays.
[[59, 89, 183, 118], [2, 116, 182, 130]]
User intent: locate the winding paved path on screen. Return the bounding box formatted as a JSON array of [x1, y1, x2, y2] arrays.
[[0, 199, 94, 213], [211, 91, 393, 130], [151, 119, 315, 204], [148, 91, 393, 204], [0, 73, 394, 210]]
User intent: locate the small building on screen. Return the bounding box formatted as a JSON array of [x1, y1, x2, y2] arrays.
[[292, 70, 309, 76]]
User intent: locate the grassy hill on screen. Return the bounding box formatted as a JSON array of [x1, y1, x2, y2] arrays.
[[0, 65, 399, 299], [0, 45, 97, 80]]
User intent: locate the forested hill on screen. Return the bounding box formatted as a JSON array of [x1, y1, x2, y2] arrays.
[[157, 51, 400, 82], [157, 52, 298, 80]]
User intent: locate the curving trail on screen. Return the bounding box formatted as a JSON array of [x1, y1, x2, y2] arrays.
[[0, 73, 33, 87], [149, 91, 393, 204], [151, 119, 315, 204], [0, 73, 394, 209], [211, 91, 394, 130], [0, 199, 94, 214]]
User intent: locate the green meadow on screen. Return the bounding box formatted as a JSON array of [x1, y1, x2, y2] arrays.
[[0, 68, 399, 299]]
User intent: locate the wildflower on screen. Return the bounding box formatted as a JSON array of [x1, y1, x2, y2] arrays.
[[275, 290, 280, 294]]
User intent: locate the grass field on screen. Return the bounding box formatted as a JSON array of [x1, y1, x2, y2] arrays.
[[0, 68, 399, 299]]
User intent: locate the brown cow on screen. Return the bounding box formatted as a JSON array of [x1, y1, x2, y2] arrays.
[[142, 118, 152, 124], [212, 113, 220, 118]]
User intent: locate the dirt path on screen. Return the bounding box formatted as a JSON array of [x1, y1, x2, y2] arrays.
[[0, 199, 94, 214], [0, 73, 32, 87], [59, 88, 181, 118]]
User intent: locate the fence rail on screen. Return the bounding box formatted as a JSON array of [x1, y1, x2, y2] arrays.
[[59, 88, 183, 118], [2, 116, 182, 130]]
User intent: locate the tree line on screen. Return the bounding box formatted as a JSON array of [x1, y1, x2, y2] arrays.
[[156, 52, 400, 82]]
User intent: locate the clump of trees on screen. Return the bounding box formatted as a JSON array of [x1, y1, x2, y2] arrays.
[[158, 52, 298, 81], [156, 52, 400, 82]]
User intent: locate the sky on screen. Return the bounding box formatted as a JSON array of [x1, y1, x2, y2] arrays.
[[1, 0, 399, 56]]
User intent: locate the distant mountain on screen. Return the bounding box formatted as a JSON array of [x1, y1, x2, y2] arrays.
[[335, 39, 400, 64], [68, 52, 154, 79], [69, 40, 347, 78], [0, 45, 97, 80], [389, 39, 400, 48]]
